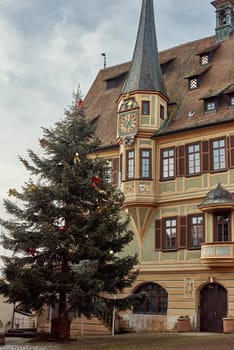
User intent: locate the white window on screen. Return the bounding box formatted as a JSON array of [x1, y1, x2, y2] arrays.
[[212, 139, 226, 171], [188, 144, 200, 175]]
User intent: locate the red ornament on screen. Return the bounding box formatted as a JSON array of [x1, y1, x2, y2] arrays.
[[26, 247, 35, 256], [39, 138, 47, 148], [92, 176, 101, 187], [77, 98, 83, 110]]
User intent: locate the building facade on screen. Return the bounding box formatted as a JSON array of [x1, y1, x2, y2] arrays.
[[83, 0, 234, 333]]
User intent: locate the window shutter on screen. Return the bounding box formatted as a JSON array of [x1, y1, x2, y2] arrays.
[[112, 158, 119, 186], [179, 216, 187, 248], [155, 219, 162, 250], [177, 145, 185, 177], [202, 140, 209, 173], [160, 149, 163, 180], [229, 135, 234, 168]]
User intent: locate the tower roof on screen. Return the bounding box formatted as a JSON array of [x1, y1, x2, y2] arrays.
[[121, 0, 167, 97]]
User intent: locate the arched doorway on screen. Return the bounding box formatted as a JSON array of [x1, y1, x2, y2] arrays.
[[200, 283, 227, 332]]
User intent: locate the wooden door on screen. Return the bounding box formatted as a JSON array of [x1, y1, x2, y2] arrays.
[[200, 283, 227, 332]]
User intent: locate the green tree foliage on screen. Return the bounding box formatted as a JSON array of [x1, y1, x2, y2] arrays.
[[0, 91, 140, 337]]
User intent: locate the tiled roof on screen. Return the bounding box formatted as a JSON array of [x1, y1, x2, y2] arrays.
[[84, 32, 234, 147]]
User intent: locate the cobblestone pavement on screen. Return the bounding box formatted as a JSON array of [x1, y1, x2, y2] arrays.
[[3, 333, 234, 350]]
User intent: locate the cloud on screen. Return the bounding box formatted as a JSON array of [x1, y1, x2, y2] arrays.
[[0, 0, 215, 226]]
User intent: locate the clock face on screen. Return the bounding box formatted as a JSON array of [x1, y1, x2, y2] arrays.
[[120, 113, 138, 135]]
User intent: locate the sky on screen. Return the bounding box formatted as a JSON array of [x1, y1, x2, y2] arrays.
[[0, 0, 215, 228]]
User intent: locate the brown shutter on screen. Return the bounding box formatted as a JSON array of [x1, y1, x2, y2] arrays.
[[229, 135, 234, 168], [155, 219, 162, 250], [179, 216, 187, 248], [112, 158, 119, 186], [177, 145, 185, 177], [160, 149, 163, 180], [201, 140, 209, 173]]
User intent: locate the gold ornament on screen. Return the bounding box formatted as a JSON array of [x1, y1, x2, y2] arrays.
[[8, 188, 17, 197], [74, 152, 80, 164]]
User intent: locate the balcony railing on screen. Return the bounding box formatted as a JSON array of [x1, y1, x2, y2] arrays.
[[200, 242, 234, 266]]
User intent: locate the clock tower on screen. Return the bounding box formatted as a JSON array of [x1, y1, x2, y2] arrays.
[[212, 0, 234, 41], [117, 0, 168, 248]]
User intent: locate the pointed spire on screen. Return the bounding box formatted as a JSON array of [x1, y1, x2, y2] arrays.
[[122, 0, 167, 97]]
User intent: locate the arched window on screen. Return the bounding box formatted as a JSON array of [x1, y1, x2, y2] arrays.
[[133, 283, 168, 315]]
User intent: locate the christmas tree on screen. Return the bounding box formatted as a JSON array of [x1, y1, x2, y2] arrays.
[[0, 91, 140, 338]]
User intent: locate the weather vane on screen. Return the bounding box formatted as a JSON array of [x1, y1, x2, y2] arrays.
[[101, 52, 107, 69]]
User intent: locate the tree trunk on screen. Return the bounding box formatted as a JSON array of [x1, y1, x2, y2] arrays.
[[51, 289, 71, 338]]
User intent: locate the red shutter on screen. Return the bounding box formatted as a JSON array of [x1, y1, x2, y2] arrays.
[[179, 216, 187, 248], [177, 145, 185, 177], [155, 219, 162, 250], [112, 158, 119, 186], [202, 140, 209, 173]]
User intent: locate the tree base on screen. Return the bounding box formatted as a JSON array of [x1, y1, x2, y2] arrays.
[[51, 318, 71, 339]]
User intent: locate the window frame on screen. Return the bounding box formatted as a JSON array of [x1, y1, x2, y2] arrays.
[[188, 214, 204, 249], [126, 149, 135, 180], [160, 104, 165, 120], [160, 147, 175, 180], [204, 98, 217, 113], [140, 148, 152, 179], [211, 138, 226, 172], [163, 216, 177, 251], [186, 143, 201, 176], [133, 283, 168, 315], [141, 100, 150, 115], [214, 211, 231, 242]]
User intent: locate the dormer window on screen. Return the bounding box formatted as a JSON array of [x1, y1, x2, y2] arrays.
[[230, 95, 234, 107], [142, 100, 150, 115], [200, 54, 209, 66], [189, 77, 199, 90], [205, 99, 217, 113]]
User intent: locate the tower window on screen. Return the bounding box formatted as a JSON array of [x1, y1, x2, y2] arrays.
[[126, 150, 134, 179], [160, 104, 165, 120], [140, 149, 151, 178], [142, 101, 150, 115], [219, 10, 227, 26], [189, 77, 199, 90]]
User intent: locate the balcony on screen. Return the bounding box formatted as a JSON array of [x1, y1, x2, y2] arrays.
[[200, 242, 234, 266], [122, 179, 156, 206]]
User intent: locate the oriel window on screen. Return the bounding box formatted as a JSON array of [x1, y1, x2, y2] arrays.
[[126, 150, 134, 179], [142, 101, 150, 115], [140, 149, 151, 178]]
